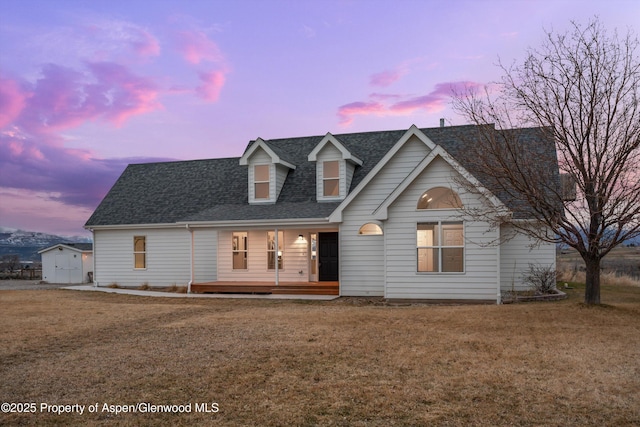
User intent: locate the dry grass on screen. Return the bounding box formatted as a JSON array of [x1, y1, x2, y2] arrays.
[[1, 284, 639, 426], [558, 246, 640, 285]]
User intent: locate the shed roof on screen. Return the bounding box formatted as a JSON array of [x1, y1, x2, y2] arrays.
[[38, 243, 93, 253]]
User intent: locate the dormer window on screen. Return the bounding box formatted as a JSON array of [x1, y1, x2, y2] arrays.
[[308, 132, 363, 202], [240, 138, 296, 205], [323, 161, 340, 197], [254, 165, 270, 200]]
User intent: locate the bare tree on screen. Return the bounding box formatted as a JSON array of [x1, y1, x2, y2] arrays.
[[452, 18, 640, 305], [1, 254, 20, 272]]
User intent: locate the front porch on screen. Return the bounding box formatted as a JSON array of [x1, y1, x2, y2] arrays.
[[191, 281, 339, 296]]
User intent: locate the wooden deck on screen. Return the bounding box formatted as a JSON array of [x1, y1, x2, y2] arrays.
[[190, 281, 339, 296]]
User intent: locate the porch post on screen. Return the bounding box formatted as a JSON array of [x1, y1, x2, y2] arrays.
[[187, 224, 194, 294], [275, 228, 279, 286]]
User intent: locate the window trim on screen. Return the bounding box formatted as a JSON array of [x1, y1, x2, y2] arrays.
[[232, 231, 248, 270], [133, 235, 146, 270], [253, 164, 271, 201], [416, 221, 465, 274], [358, 222, 383, 235], [267, 230, 284, 270], [322, 160, 341, 198], [417, 187, 463, 210]]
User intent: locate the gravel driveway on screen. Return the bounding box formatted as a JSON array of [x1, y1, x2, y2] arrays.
[[0, 280, 76, 290]]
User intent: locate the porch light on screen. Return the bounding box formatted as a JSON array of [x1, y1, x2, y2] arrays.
[[298, 234, 304, 240]]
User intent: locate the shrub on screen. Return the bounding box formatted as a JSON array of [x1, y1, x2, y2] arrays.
[[522, 264, 557, 294]]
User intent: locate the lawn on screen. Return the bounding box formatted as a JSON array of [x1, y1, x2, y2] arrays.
[[1, 283, 639, 426]]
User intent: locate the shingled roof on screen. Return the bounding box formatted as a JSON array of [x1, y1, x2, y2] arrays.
[[84, 125, 558, 227]]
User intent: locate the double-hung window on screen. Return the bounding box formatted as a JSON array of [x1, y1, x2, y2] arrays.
[[417, 222, 464, 272], [232, 232, 248, 269], [133, 236, 146, 269], [254, 165, 270, 200], [267, 231, 284, 270], [323, 160, 340, 197]]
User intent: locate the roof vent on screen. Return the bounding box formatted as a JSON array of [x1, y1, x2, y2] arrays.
[[439, 118, 445, 128]]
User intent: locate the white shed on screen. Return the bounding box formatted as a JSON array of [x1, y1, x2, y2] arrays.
[[39, 243, 93, 284]]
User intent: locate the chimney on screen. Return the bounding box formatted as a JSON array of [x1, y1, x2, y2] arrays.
[[439, 118, 445, 128]]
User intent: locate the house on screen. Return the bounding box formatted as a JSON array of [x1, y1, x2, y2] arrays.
[[39, 243, 93, 284], [84, 124, 558, 302]]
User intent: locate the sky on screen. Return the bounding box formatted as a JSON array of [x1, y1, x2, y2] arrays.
[[1, 0, 638, 237]]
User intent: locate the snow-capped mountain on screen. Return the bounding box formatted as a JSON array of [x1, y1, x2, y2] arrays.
[[0, 227, 92, 262]]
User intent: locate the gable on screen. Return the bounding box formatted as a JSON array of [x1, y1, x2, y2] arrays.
[[373, 147, 506, 221], [307, 132, 363, 165], [384, 155, 494, 217]]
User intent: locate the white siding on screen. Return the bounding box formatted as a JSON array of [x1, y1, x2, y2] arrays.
[[217, 228, 311, 282], [500, 224, 556, 291], [340, 135, 432, 296], [275, 164, 289, 200], [345, 161, 356, 192], [94, 228, 191, 287], [384, 156, 500, 300], [193, 228, 217, 283]]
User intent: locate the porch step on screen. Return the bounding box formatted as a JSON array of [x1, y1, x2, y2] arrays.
[[191, 282, 339, 296], [270, 286, 339, 296], [191, 285, 272, 294]]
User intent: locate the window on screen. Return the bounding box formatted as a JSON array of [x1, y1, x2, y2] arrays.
[[133, 236, 146, 269], [267, 231, 284, 270], [323, 160, 340, 197], [417, 222, 464, 272], [358, 223, 383, 235], [232, 232, 248, 269], [254, 165, 270, 200], [417, 187, 462, 209]]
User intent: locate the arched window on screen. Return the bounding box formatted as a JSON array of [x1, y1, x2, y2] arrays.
[[417, 187, 462, 209], [358, 223, 383, 235]]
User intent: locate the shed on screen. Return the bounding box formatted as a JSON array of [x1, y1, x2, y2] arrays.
[[38, 243, 93, 284]]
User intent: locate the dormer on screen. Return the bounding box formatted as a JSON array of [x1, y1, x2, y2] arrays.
[[308, 133, 363, 201], [240, 138, 296, 204]]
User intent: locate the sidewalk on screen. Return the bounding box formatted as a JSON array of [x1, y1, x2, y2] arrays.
[[62, 285, 339, 300]]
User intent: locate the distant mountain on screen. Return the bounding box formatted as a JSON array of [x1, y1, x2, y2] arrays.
[[0, 227, 92, 262]]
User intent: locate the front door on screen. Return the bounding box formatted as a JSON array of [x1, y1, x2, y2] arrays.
[[318, 232, 339, 281]]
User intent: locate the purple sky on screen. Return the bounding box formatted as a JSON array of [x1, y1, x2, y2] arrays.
[[1, 0, 638, 237]]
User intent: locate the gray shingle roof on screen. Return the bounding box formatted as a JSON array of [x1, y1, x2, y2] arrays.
[[85, 125, 558, 227]]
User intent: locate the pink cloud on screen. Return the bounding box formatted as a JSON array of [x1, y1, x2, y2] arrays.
[[337, 101, 385, 125], [0, 132, 173, 209], [389, 94, 446, 114], [196, 70, 226, 102], [370, 69, 403, 87], [175, 30, 223, 65], [0, 76, 28, 129], [86, 62, 162, 125], [13, 62, 161, 133], [338, 81, 484, 126], [83, 20, 161, 61], [129, 28, 161, 57]]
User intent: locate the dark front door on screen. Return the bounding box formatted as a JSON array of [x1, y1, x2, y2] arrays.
[[318, 232, 339, 281]]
